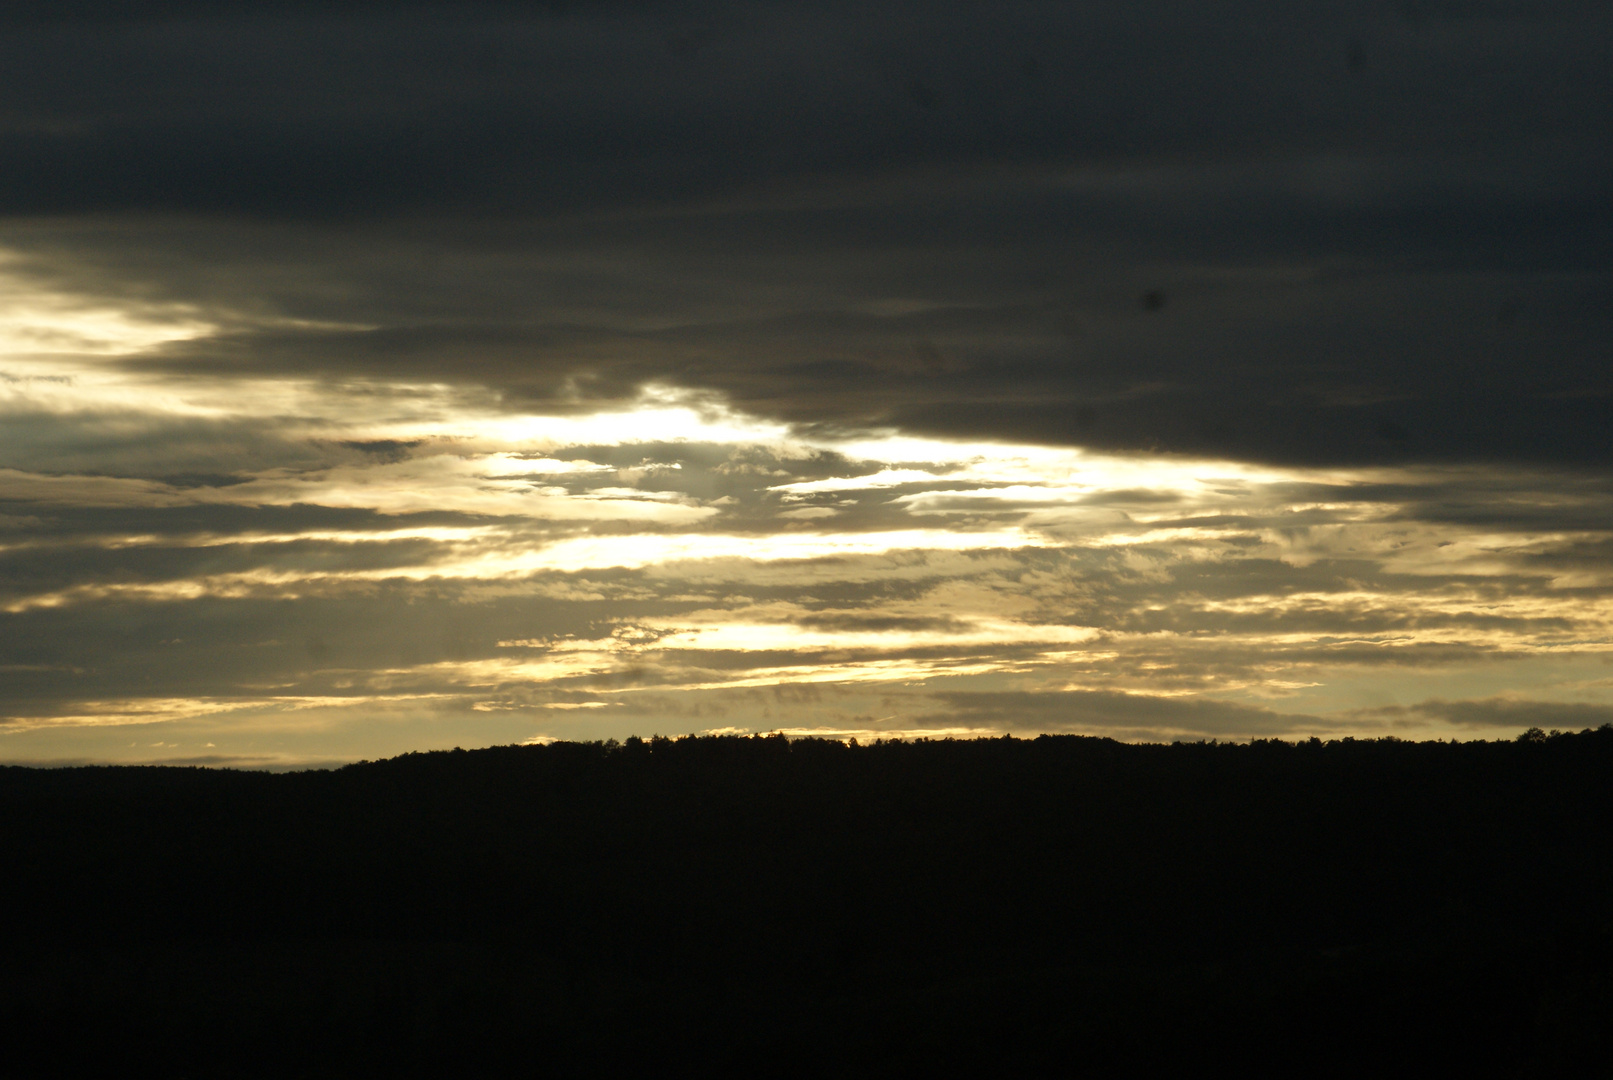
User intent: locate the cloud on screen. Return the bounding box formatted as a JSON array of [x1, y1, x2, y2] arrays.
[[919, 689, 1327, 739], [0, 0, 1600, 466], [0, 2, 1608, 763], [1362, 697, 1613, 730]]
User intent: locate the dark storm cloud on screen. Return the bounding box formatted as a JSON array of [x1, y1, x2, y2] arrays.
[[0, 0, 1605, 466], [2, 1, 1604, 216]]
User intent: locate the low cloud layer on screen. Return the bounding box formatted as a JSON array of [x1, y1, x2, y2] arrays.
[[3, 378, 1609, 762]]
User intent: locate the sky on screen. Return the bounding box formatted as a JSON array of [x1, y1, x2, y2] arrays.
[[0, 0, 1609, 767]]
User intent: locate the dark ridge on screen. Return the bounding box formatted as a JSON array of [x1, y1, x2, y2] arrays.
[[4, 730, 1611, 1074]]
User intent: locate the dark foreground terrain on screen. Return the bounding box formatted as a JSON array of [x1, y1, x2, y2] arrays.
[[3, 730, 1611, 1076]]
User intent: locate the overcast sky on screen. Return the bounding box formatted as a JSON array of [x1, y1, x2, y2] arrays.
[[1, 0, 1608, 766]]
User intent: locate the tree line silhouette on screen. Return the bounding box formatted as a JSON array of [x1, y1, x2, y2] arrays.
[[3, 728, 1610, 1075]]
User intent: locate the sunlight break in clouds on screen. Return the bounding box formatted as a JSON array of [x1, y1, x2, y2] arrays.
[[0, 256, 1610, 765], [0, 259, 212, 359]]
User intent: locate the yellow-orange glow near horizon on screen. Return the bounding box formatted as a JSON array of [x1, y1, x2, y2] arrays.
[[1, 266, 1610, 764]]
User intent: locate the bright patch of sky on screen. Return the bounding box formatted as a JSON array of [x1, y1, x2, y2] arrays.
[[1, 261, 1610, 766]]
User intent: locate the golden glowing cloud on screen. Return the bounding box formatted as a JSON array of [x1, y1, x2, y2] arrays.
[[1, 259, 1609, 763]]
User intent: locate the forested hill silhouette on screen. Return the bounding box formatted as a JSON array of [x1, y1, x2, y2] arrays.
[[4, 730, 1611, 1075]]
